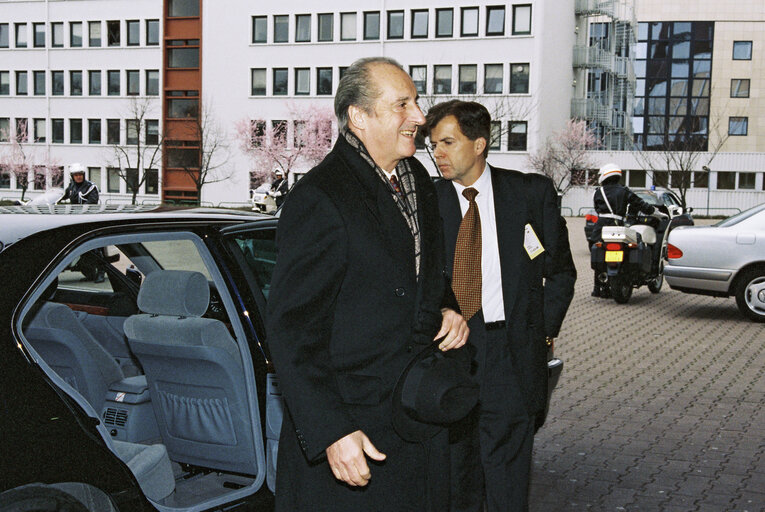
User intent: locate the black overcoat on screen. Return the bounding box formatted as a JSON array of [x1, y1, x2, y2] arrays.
[[436, 166, 576, 418], [267, 136, 458, 511]]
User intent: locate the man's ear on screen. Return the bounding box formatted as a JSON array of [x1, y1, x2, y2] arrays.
[[474, 137, 487, 156], [348, 105, 367, 132]]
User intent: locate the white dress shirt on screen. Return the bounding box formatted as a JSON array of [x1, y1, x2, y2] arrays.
[[451, 165, 505, 323]]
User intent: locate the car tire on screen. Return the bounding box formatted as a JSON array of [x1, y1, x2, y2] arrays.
[[0, 486, 89, 512], [735, 267, 765, 323], [611, 277, 633, 304]]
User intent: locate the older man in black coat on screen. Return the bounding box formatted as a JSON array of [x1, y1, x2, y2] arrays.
[[266, 57, 468, 511]]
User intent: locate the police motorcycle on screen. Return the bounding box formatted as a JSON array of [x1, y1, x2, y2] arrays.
[[590, 203, 672, 304]]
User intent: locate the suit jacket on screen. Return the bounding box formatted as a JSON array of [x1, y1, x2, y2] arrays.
[[436, 165, 576, 416], [267, 135, 457, 511]]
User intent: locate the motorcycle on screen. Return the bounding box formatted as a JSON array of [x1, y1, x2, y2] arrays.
[[590, 208, 672, 304]]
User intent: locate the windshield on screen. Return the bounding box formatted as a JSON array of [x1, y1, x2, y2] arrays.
[[714, 203, 765, 227], [635, 192, 659, 205]]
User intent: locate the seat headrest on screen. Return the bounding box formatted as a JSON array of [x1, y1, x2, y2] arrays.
[[137, 270, 210, 317]]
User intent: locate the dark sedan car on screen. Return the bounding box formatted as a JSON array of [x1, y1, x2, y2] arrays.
[[584, 187, 694, 243], [0, 205, 562, 511]]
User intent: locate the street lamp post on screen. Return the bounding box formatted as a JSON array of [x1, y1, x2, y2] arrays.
[[702, 165, 710, 216]]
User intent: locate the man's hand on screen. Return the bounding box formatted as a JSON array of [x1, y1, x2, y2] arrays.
[[326, 430, 386, 486], [435, 308, 469, 351]]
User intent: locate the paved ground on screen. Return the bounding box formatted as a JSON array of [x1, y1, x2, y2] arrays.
[[530, 217, 765, 512]]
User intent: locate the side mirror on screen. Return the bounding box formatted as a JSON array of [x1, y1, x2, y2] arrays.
[[125, 266, 143, 287], [686, 207, 693, 213], [668, 205, 682, 218]]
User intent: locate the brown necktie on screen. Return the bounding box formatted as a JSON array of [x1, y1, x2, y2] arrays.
[[452, 187, 481, 321], [389, 174, 403, 199]]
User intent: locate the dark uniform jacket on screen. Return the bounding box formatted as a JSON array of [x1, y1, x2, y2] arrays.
[[64, 180, 99, 205], [592, 183, 655, 241], [266, 135, 458, 511], [436, 166, 576, 419]]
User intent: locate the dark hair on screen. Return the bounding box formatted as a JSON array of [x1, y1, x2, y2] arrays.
[[423, 100, 491, 158], [334, 57, 404, 132]]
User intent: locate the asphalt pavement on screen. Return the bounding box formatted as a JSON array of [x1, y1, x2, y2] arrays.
[[530, 217, 765, 512]]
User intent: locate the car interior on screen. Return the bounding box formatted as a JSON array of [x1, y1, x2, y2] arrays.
[[17, 229, 278, 510]]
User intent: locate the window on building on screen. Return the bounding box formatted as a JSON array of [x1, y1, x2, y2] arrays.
[[107, 119, 120, 144], [251, 68, 266, 95], [34, 71, 45, 95], [730, 79, 750, 98], [145, 168, 158, 194], [0, 24, 8, 48], [272, 120, 287, 145], [739, 172, 755, 190], [166, 98, 198, 118], [295, 68, 310, 95], [341, 12, 357, 40], [729, 117, 748, 136], [70, 119, 82, 144], [484, 64, 503, 94], [51, 70, 64, 95], [125, 168, 139, 193], [732, 41, 752, 60], [146, 120, 159, 145], [107, 70, 120, 95], [411, 10, 428, 39], [146, 20, 159, 45], [107, 167, 120, 193], [32, 166, 46, 190], [16, 71, 28, 95], [15, 23, 27, 48], [33, 23, 45, 48], [33, 118, 46, 143], [318, 13, 333, 41], [51, 22, 64, 47], [434, 65, 452, 94], [692, 171, 708, 188], [168, 0, 199, 17], [126, 20, 139, 46], [126, 119, 139, 145], [0, 118, 8, 143], [339, 67, 348, 79], [252, 16, 267, 43], [88, 21, 101, 47], [652, 171, 669, 187], [436, 8, 453, 37], [0, 71, 9, 95], [508, 121, 527, 150], [87, 167, 101, 189], [273, 15, 288, 43], [628, 169, 647, 187], [409, 66, 426, 94], [387, 11, 404, 39], [512, 4, 532, 35], [461, 7, 479, 37], [717, 171, 735, 189], [317, 67, 332, 95], [70, 22, 82, 47], [295, 14, 311, 42], [510, 63, 529, 93], [88, 119, 101, 144], [107, 20, 120, 46], [65, 70, 80, 96], [486, 6, 505, 36], [15, 118, 28, 142], [489, 121, 501, 150], [168, 46, 199, 68], [126, 70, 139, 95], [0, 165, 9, 187], [364, 11, 380, 40], [273, 68, 288, 95], [146, 70, 159, 95], [458, 65, 477, 94]]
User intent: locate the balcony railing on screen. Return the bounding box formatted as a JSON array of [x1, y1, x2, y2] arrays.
[[573, 46, 615, 71]]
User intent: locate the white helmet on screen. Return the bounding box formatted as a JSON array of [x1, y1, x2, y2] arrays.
[[598, 163, 622, 184], [69, 163, 86, 176]]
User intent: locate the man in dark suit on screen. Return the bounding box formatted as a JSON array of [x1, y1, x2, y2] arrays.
[[425, 100, 576, 512], [266, 58, 468, 512]]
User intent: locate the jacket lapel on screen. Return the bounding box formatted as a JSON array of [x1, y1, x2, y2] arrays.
[[438, 181, 461, 274], [491, 166, 526, 322]]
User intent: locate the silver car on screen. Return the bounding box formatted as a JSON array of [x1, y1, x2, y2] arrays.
[[664, 203, 765, 322]]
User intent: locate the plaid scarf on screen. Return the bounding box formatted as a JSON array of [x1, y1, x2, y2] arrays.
[[342, 129, 422, 275]]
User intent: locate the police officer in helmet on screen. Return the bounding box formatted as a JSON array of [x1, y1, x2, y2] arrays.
[[591, 163, 666, 297], [63, 163, 100, 205]]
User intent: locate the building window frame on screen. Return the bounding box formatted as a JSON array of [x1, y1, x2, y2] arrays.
[[511, 4, 532, 35], [252, 16, 267, 43], [295, 14, 311, 43], [409, 65, 427, 95], [436, 8, 454, 38], [364, 11, 380, 40], [509, 63, 530, 94], [51, 22, 64, 48], [16, 71, 28, 95], [387, 10, 404, 39], [126, 20, 140, 46], [15, 23, 28, 48], [273, 15, 289, 43], [88, 21, 101, 47], [484, 63, 503, 94], [251, 68, 266, 96], [294, 67, 310, 95], [732, 41, 752, 60], [411, 9, 429, 39], [317, 67, 333, 95], [146, 19, 160, 46], [507, 121, 528, 151], [33, 23, 45, 48], [70, 22, 82, 47], [106, 20, 120, 47], [728, 116, 748, 136], [486, 6, 505, 36], [730, 78, 750, 98], [273, 68, 288, 96], [318, 13, 333, 42], [461, 7, 479, 37], [458, 64, 477, 94], [340, 12, 357, 41], [433, 65, 452, 95]]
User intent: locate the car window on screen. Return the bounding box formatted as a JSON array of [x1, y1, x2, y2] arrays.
[[635, 192, 658, 205], [56, 245, 127, 294], [715, 203, 765, 227], [141, 239, 212, 279], [230, 230, 277, 299], [662, 193, 680, 207]]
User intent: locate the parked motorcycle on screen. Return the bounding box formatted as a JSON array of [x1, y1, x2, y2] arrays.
[[590, 209, 671, 304]]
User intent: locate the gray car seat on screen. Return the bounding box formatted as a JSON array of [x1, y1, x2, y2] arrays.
[[112, 440, 175, 501], [26, 302, 125, 411], [124, 270, 260, 475]]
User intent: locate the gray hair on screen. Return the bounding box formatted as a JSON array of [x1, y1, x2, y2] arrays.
[[334, 56, 405, 132]]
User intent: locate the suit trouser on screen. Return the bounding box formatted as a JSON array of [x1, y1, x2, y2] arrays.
[[450, 313, 535, 512]]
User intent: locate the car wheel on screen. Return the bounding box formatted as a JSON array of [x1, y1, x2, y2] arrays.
[[735, 267, 765, 323], [0, 486, 89, 512], [611, 277, 633, 304]]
